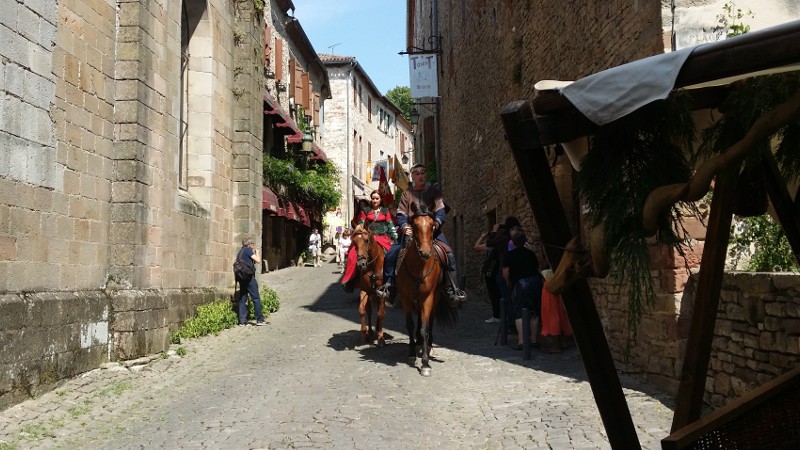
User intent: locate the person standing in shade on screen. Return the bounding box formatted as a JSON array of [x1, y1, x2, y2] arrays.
[[308, 228, 322, 267], [474, 224, 502, 323], [236, 238, 266, 326], [487, 216, 521, 332], [502, 227, 542, 349]]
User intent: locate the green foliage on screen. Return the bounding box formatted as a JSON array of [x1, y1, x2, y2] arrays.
[[579, 93, 695, 342], [249, 285, 280, 318], [263, 155, 341, 210], [729, 215, 800, 272], [170, 300, 239, 344], [175, 347, 187, 357], [252, 0, 265, 13], [425, 158, 438, 183], [718, 2, 753, 38], [386, 86, 413, 122]]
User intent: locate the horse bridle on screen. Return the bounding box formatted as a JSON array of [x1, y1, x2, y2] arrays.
[[353, 228, 381, 286], [403, 213, 440, 293]]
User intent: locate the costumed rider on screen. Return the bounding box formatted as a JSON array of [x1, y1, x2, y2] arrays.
[[377, 163, 467, 305], [340, 190, 397, 292]]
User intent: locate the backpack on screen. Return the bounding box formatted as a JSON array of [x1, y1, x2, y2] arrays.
[[233, 248, 255, 282]]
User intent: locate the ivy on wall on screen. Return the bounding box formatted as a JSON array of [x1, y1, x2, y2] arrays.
[[263, 155, 341, 211]]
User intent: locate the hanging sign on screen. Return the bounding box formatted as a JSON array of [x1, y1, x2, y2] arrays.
[[409, 54, 438, 98]]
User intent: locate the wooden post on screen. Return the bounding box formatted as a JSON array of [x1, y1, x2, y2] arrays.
[[671, 166, 740, 431], [500, 100, 641, 449], [761, 151, 800, 264]]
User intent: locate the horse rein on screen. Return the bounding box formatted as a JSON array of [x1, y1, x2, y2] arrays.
[[353, 228, 381, 289]]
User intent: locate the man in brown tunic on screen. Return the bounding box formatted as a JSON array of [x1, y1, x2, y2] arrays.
[[377, 163, 466, 305]]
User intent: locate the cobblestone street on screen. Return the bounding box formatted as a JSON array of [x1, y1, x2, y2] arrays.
[[0, 264, 675, 449]]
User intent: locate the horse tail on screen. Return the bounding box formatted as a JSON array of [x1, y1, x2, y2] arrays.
[[435, 296, 458, 328], [434, 273, 459, 328]]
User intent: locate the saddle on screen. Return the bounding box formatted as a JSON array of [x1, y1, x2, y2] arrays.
[[396, 238, 452, 275]]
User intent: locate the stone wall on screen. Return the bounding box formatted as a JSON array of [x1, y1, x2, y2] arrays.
[[426, 0, 664, 294], [0, 0, 266, 409]]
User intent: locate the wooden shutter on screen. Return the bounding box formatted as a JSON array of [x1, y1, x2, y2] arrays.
[[275, 39, 283, 80]]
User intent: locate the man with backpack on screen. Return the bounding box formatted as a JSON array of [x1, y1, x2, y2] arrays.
[[234, 238, 266, 326]]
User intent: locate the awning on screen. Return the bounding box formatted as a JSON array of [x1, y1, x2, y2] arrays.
[[530, 19, 800, 145], [295, 204, 311, 227], [286, 132, 328, 161], [282, 197, 297, 220], [264, 92, 301, 135], [262, 187, 280, 214]]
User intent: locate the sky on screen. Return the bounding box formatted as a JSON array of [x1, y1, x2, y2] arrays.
[[291, 0, 409, 95]]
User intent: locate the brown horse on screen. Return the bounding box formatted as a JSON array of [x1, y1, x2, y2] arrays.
[[350, 224, 387, 346], [395, 202, 458, 376]]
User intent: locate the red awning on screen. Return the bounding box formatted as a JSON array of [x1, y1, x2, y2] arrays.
[[262, 187, 280, 213], [264, 92, 301, 135], [282, 198, 297, 220], [295, 204, 311, 227]]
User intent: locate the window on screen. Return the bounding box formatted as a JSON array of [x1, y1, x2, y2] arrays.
[[367, 97, 372, 122], [378, 107, 384, 130], [178, 1, 210, 190]]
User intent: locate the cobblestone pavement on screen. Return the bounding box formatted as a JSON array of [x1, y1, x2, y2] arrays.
[[0, 263, 675, 449]]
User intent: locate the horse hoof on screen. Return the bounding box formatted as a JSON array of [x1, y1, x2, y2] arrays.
[[420, 367, 431, 377], [377, 337, 385, 348]]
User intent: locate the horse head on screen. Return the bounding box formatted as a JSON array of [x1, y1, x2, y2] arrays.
[[351, 225, 371, 272], [409, 202, 435, 260]]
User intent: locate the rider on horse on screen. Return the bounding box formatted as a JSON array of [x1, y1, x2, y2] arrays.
[[377, 163, 467, 306], [341, 190, 397, 293]]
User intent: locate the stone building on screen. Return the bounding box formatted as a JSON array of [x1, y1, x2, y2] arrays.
[[259, 2, 331, 271], [408, 0, 800, 407], [0, 0, 327, 409], [319, 54, 413, 222]]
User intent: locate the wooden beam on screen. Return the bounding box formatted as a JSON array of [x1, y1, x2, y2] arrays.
[[663, 365, 800, 449], [761, 151, 800, 264], [500, 100, 642, 450], [671, 166, 741, 431]]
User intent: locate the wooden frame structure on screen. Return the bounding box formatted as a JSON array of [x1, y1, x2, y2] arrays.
[[500, 20, 800, 449]]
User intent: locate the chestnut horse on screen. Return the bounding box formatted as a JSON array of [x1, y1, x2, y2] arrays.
[[350, 224, 387, 346], [395, 203, 458, 376]]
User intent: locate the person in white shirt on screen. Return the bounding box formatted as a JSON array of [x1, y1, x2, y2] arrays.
[[338, 229, 351, 268], [308, 228, 322, 267]]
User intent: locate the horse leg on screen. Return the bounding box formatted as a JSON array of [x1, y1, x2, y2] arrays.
[[419, 294, 435, 377], [405, 311, 416, 366], [358, 290, 370, 342], [375, 291, 385, 347], [415, 309, 424, 357]]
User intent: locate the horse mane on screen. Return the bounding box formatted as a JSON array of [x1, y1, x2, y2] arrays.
[[412, 202, 435, 218]]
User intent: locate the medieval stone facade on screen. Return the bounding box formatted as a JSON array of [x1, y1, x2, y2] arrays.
[[0, 0, 326, 409], [320, 55, 412, 222]]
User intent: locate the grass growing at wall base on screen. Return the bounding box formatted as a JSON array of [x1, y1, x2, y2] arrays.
[[170, 286, 281, 344]]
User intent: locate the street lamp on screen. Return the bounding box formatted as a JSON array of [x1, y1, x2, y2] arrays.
[[301, 131, 313, 153], [401, 153, 409, 165], [410, 108, 419, 127]]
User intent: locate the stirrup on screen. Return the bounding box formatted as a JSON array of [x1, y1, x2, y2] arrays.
[[376, 282, 392, 299]]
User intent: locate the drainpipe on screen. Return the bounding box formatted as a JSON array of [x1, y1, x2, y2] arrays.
[[346, 61, 355, 221], [432, 0, 442, 192]]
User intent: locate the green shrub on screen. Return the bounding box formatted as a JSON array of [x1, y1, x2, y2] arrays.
[[246, 285, 280, 318], [261, 286, 280, 314], [170, 299, 238, 344]]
